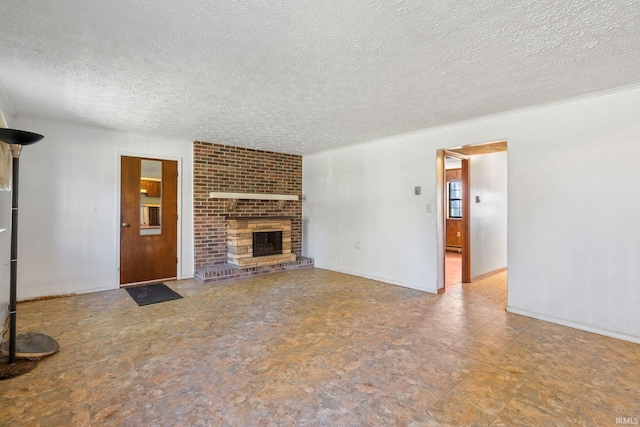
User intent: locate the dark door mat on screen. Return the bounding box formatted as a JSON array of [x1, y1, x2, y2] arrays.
[[125, 283, 183, 306]]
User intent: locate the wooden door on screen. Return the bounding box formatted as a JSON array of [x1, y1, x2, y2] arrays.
[[120, 156, 178, 286]]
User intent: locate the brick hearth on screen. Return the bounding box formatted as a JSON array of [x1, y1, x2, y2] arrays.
[[194, 257, 314, 283]]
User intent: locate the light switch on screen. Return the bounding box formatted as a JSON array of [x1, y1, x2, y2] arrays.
[[414, 186, 421, 195]]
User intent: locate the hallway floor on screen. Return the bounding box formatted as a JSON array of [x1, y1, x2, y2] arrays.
[[445, 251, 462, 286], [1, 268, 638, 426]]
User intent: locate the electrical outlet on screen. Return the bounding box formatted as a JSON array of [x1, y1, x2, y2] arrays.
[[355, 241, 361, 249], [426, 204, 432, 213]]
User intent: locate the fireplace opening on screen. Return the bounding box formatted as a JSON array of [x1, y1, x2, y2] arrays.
[[253, 231, 283, 257]]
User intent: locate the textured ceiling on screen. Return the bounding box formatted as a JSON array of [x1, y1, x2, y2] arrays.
[[1, 1, 639, 155]]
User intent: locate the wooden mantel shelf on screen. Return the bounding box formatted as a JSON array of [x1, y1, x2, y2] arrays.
[[209, 192, 298, 201], [209, 192, 299, 210]]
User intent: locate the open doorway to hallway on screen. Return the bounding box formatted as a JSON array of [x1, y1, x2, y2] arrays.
[[444, 155, 464, 287], [438, 141, 508, 293]]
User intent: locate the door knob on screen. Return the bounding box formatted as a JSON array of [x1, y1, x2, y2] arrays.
[[122, 222, 130, 227]]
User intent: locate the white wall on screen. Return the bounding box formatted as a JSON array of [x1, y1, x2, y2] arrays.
[[470, 151, 508, 278], [0, 100, 14, 316], [303, 140, 434, 291], [0, 186, 9, 316], [7, 117, 194, 299], [303, 85, 640, 343]]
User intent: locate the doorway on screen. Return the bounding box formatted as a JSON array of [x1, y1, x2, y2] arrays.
[[441, 152, 470, 293], [120, 156, 178, 286], [437, 141, 508, 293], [444, 154, 468, 288]]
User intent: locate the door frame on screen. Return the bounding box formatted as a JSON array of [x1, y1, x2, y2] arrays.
[[437, 150, 471, 293], [115, 151, 183, 288]]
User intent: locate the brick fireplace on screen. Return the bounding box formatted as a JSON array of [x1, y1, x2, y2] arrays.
[[193, 141, 313, 283]]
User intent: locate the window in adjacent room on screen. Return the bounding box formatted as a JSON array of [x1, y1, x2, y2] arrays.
[[448, 180, 462, 218]]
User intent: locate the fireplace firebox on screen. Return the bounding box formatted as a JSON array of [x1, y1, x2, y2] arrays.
[[253, 231, 283, 257]]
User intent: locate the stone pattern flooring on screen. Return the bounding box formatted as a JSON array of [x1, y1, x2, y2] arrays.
[[0, 268, 638, 426]]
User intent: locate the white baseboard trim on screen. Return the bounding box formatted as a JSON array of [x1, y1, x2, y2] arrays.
[[20, 284, 114, 301], [506, 306, 640, 344], [312, 264, 438, 294]]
